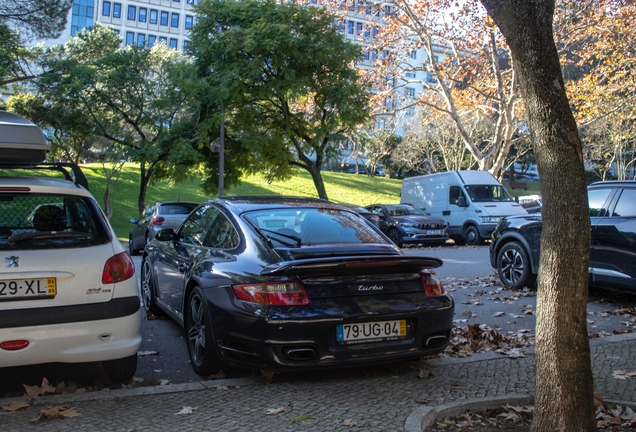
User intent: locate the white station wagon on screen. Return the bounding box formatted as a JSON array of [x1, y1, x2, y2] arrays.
[[0, 111, 141, 382]]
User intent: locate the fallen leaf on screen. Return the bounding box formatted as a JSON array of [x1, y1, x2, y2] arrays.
[[175, 406, 198, 415], [266, 407, 289, 415], [1, 401, 30, 412], [418, 368, 431, 379], [342, 418, 357, 427]]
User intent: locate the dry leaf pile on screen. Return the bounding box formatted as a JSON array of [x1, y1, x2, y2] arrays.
[[445, 323, 535, 358], [430, 397, 636, 431], [28, 406, 81, 424]]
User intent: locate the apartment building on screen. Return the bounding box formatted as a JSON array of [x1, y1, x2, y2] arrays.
[[32, 0, 197, 52]]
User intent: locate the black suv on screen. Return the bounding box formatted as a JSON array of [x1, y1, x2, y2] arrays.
[[490, 181, 636, 292]]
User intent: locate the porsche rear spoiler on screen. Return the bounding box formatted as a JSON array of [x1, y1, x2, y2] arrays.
[[260, 255, 443, 277]]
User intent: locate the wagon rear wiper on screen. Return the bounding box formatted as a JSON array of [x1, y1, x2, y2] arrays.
[[258, 228, 301, 247]]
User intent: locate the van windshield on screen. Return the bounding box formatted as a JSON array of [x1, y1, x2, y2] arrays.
[[464, 185, 514, 203]]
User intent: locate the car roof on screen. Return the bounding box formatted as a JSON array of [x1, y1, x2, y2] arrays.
[[589, 180, 636, 188], [211, 196, 344, 213], [0, 176, 91, 196]]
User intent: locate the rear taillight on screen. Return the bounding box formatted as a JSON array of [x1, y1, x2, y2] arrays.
[[421, 271, 446, 296], [150, 216, 165, 226], [233, 281, 309, 306], [1, 340, 29, 350], [102, 252, 135, 284]]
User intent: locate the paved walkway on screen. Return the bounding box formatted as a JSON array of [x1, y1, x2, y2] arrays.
[[2, 333, 635, 432]]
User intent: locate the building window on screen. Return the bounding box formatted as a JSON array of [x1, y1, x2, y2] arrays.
[[125, 31, 134, 45], [112, 28, 119, 34], [410, 50, 417, 59], [405, 71, 416, 78], [372, 27, 378, 38], [406, 87, 415, 97], [149, 9, 157, 24], [127, 5, 136, 20], [113, 2, 121, 18], [362, 49, 369, 60], [187, 0, 195, 3], [139, 7, 147, 22], [160, 11, 169, 25], [137, 33, 145, 46], [355, 22, 362, 36], [347, 21, 354, 34], [169, 38, 178, 49], [363, 26, 370, 37], [371, 49, 377, 60], [148, 35, 156, 47], [185, 15, 193, 29], [159, 36, 167, 44], [171, 13, 179, 27], [183, 40, 190, 53], [102, 1, 111, 16], [70, 0, 95, 36]]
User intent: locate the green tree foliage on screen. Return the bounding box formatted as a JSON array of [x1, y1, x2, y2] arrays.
[[191, 0, 371, 199], [34, 25, 204, 213], [0, 0, 72, 40]]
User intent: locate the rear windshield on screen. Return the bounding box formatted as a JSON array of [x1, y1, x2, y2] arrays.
[[158, 203, 197, 215], [243, 207, 387, 246], [0, 194, 110, 250]]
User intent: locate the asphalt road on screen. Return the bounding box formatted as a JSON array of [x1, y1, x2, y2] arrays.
[[1, 244, 635, 398]]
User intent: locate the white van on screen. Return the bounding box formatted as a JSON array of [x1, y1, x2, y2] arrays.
[[400, 170, 527, 245]]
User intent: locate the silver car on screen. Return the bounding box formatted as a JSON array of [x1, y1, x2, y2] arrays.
[[129, 201, 198, 255]]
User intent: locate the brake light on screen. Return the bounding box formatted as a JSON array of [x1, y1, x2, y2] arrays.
[[150, 216, 165, 226], [421, 271, 446, 296], [102, 252, 135, 284], [1, 340, 29, 350], [233, 281, 309, 306]]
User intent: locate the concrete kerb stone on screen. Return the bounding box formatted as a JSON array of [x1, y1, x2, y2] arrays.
[[405, 394, 533, 432]]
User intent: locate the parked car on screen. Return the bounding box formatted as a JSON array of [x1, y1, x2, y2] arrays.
[[129, 201, 198, 255], [140, 197, 454, 375], [338, 203, 381, 228], [0, 112, 141, 382], [517, 195, 542, 214], [490, 181, 636, 292], [365, 204, 449, 247]]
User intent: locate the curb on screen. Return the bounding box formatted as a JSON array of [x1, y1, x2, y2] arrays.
[[405, 394, 533, 432]]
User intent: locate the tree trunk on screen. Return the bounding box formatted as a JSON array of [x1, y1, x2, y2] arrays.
[[138, 162, 154, 215], [305, 163, 328, 200], [479, 1, 595, 431]]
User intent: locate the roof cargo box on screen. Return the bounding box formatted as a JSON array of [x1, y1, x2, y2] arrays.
[[0, 111, 49, 164]]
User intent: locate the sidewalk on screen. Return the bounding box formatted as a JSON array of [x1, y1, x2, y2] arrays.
[[2, 333, 635, 432]]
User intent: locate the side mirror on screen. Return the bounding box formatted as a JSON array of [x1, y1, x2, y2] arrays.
[[458, 196, 468, 208], [155, 229, 175, 241], [130, 218, 137, 224]]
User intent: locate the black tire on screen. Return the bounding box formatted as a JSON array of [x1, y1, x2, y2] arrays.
[[387, 228, 403, 248], [185, 287, 222, 377], [140, 258, 165, 317], [451, 236, 466, 246], [464, 225, 482, 246], [103, 354, 137, 382], [496, 241, 537, 289], [128, 235, 139, 256]]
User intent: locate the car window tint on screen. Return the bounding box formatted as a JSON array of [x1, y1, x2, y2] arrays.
[[612, 189, 636, 217], [588, 188, 613, 217], [244, 208, 386, 245], [179, 205, 218, 246], [203, 212, 239, 249], [0, 194, 109, 250], [159, 203, 197, 215]]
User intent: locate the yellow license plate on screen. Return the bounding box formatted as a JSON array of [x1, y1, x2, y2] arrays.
[[0, 278, 56, 301]]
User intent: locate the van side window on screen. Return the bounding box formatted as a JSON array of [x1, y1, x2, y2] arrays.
[[449, 186, 465, 206]]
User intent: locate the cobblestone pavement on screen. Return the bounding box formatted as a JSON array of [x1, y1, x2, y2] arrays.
[[2, 333, 635, 432]]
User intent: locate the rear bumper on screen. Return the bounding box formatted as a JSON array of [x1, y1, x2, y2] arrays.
[[206, 289, 454, 371], [0, 306, 142, 367]]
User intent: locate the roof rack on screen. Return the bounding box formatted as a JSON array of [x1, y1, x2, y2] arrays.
[[0, 162, 90, 190]]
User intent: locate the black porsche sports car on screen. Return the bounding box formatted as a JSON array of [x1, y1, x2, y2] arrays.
[[141, 196, 454, 375]]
